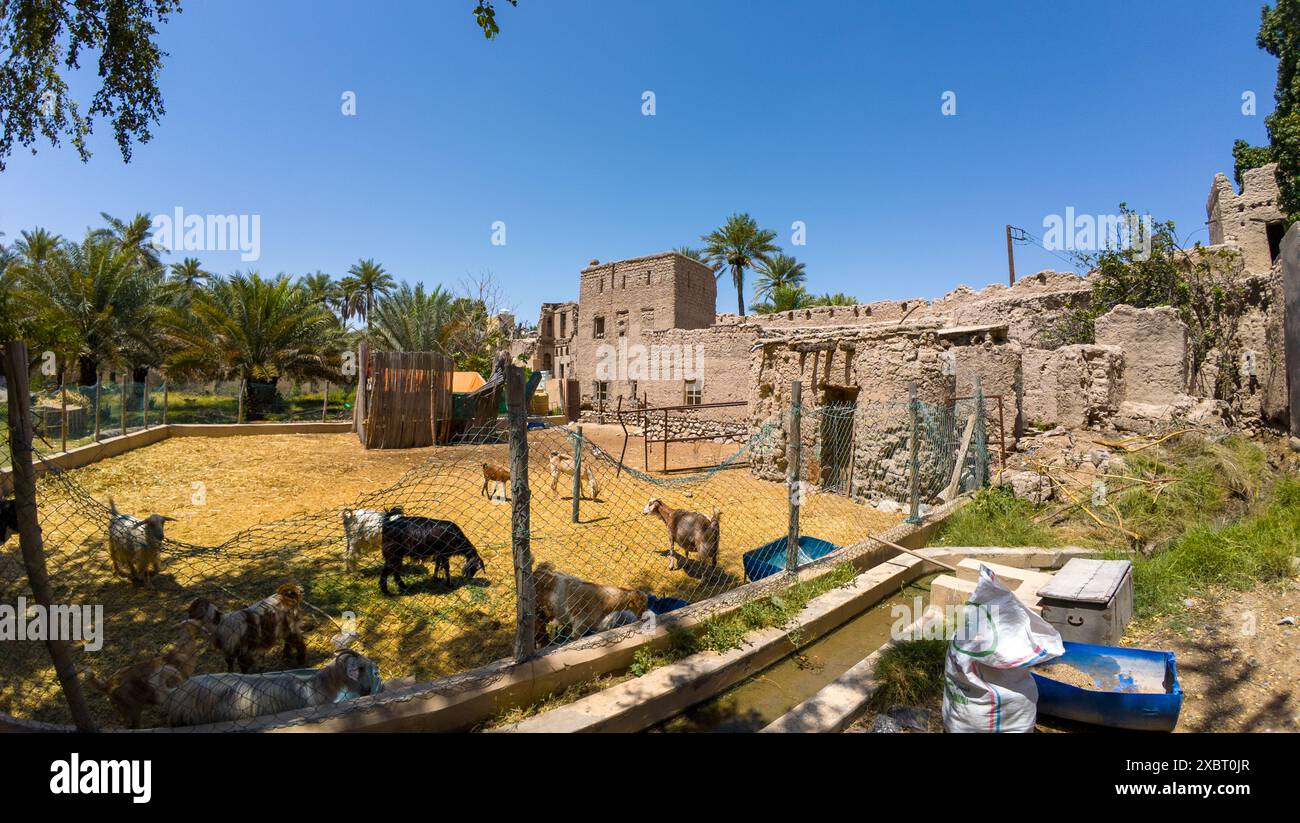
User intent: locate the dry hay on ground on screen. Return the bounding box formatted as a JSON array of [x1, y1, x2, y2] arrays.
[[2, 431, 897, 728]]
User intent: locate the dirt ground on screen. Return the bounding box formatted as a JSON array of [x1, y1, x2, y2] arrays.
[[3, 430, 897, 727], [1126, 581, 1300, 732]]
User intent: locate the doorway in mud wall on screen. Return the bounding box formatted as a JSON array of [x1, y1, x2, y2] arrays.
[[818, 385, 859, 495]]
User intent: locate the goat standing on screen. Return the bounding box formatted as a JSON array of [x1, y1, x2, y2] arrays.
[[341, 506, 402, 572], [83, 620, 206, 728], [379, 514, 485, 595], [642, 498, 721, 570], [107, 500, 174, 588], [548, 450, 599, 500], [0, 497, 17, 546], [188, 583, 308, 672]]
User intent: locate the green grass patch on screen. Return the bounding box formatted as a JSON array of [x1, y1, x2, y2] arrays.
[[868, 638, 947, 710], [934, 486, 1059, 548]]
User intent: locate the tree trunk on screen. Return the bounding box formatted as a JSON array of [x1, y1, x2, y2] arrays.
[[734, 266, 745, 317], [244, 376, 281, 420], [77, 354, 99, 387]]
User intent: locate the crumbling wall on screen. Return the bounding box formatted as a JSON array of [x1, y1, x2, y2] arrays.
[[1020, 344, 1124, 429], [1207, 163, 1286, 275], [1095, 304, 1189, 404]]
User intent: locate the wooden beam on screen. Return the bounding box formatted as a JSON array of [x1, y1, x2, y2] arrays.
[[505, 355, 536, 660]]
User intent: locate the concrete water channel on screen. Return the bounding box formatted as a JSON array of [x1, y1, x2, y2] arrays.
[[652, 576, 935, 732]]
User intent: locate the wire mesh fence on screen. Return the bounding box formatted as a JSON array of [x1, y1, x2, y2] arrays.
[[1, 380, 986, 731]]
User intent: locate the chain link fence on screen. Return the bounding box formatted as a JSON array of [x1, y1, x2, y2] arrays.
[[1, 379, 986, 731]]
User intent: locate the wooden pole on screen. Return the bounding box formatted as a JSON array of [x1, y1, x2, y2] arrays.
[[163, 380, 169, 425], [142, 378, 149, 430], [237, 377, 245, 424], [93, 374, 101, 442], [785, 380, 802, 572], [1282, 225, 1300, 447], [1005, 224, 1017, 286], [323, 380, 330, 423], [906, 382, 922, 524], [59, 368, 68, 453], [973, 376, 988, 488], [505, 355, 536, 660], [2, 341, 97, 731], [119, 371, 127, 436], [572, 425, 583, 522]]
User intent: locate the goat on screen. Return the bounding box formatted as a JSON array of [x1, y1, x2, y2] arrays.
[[642, 498, 721, 570], [533, 561, 649, 646], [0, 497, 17, 546], [379, 514, 485, 595], [188, 583, 308, 672], [341, 506, 402, 572], [163, 649, 381, 727], [107, 500, 174, 588], [548, 450, 600, 500], [82, 620, 206, 728], [480, 462, 510, 500]]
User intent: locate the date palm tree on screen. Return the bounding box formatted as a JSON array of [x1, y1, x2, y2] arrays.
[[700, 213, 779, 317], [752, 253, 807, 303], [340, 258, 395, 333], [752, 283, 815, 315], [370, 282, 458, 353], [169, 257, 211, 290], [95, 212, 162, 270], [165, 272, 345, 419]]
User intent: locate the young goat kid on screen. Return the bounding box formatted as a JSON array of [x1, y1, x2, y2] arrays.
[[188, 583, 308, 672], [533, 562, 650, 647], [163, 649, 381, 726], [379, 514, 485, 595], [642, 498, 721, 570], [341, 506, 402, 572], [83, 619, 206, 728], [548, 450, 600, 500], [107, 500, 174, 588], [480, 462, 510, 500]]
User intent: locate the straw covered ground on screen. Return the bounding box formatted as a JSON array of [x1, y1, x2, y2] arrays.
[[2, 430, 896, 727]]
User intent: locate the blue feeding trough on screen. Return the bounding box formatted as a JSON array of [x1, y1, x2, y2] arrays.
[[742, 535, 840, 582], [647, 595, 688, 615], [1031, 640, 1182, 731]]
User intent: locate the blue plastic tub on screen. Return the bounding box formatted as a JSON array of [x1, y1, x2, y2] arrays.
[[647, 595, 689, 615], [1031, 640, 1182, 731], [742, 535, 840, 582]]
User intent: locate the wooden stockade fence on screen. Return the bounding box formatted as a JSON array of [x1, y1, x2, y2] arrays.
[[357, 348, 455, 449]]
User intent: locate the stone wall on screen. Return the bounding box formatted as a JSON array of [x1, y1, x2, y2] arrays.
[[1021, 344, 1124, 429], [1207, 163, 1287, 275]]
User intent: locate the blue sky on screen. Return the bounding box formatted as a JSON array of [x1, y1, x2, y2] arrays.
[[0, 0, 1281, 321]]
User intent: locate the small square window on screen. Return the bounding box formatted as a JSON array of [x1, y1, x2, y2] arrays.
[[594, 381, 609, 404], [685, 379, 702, 405]]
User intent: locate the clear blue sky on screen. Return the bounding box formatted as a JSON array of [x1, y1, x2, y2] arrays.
[[0, 0, 1280, 321]]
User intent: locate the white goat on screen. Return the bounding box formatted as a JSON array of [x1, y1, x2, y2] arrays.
[[163, 650, 381, 726], [107, 499, 174, 588], [341, 507, 401, 572]]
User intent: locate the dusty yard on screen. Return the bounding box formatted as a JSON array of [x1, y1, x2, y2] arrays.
[[2, 430, 897, 727]]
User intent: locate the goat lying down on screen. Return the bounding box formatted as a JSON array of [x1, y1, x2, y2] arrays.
[[163, 650, 381, 727], [107, 500, 174, 588], [533, 561, 649, 647], [188, 583, 308, 672], [341, 506, 402, 572], [643, 498, 721, 570], [1, 497, 17, 546]]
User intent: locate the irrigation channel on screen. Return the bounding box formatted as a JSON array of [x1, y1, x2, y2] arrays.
[[651, 576, 935, 732]]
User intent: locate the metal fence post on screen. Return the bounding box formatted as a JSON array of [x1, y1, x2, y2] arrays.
[[2, 341, 97, 731], [572, 424, 582, 523], [505, 356, 536, 660], [785, 380, 802, 572], [143, 379, 150, 430], [906, 381, 922, 524], [237, 377, 246, 424], [973, 376, 988, 489], [322, 380, 330, 422], [163, 380, 169, 425], [93, 375, 102, 442], [59, 369, 68, 453], [119, 371, 127, 436]]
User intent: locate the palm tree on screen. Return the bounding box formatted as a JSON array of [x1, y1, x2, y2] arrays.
[[169, 257, 211, 290], [165, 272, 346, 419], [95, 212, 162, 270], [674, 246, 708, 262], [700, 213, 780, 316], [752, 283, 815, 315], [340, 258, 395, 333], [809, 292, 857, 306], [752, 253, 807, 303], [370, 283, 458, 352]]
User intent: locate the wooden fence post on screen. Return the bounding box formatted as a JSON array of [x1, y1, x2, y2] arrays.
[[163, 380, 169, 425], [93, 375, 101, 442], [143, 379, 150, 430], [506, 356, 536, 660], [2, 341, 97, 731], [237, 377, 246, 424], [572, 425, 583, 523], [785, 380, 802, 572], [323, 380, 330, 422], [119, 371, 127, 436], [906, 382, 922, 524], [59, 369, 68, 453], [973, 376, 988, 489]]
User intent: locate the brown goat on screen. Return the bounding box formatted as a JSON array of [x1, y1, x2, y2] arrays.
[[83, 619, 206, 728], [188, 583, 307, 672], [643, 498, 721, 570], [533, 562, 649, 647], [481, 462, 510, 499], [548, 450, 600, 500]]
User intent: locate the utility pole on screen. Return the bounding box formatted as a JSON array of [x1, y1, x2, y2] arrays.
[[1005, 224, 1016, 286]]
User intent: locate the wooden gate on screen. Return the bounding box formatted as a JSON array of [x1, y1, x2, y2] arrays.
[[357, 348, 454, 449]]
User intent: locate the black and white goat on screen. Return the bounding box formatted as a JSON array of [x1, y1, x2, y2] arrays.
[[0, 496, 17, 546], [379, 514, 485, 595]]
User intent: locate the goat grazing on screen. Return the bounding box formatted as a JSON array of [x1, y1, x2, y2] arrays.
[[0, 497, 17, 546], [341, 506, 402, 572], [533, 561, 649, 646], [188, 583, 308, 672], [83, 620, 206, 728], [379, 514, 485, 595], [642, 498, 721, 570], [107, 500, 174, 588], [163, 649, 381, 727], [548, 450, 600, 500], [481, 462, 510, 500]]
